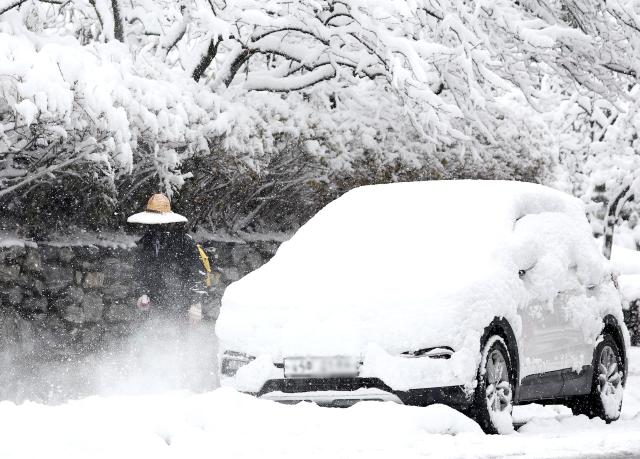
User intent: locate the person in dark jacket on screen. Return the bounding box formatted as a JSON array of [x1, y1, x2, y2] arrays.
[[128, 193, 207, 322]]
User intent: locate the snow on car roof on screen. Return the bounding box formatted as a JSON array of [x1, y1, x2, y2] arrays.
[[217, 180, 614, 359], [227, 180, 587, 302], [274, 179, 584, 262]]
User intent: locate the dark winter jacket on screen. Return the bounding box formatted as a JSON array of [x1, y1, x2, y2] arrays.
[[133, 228, 207, 317]]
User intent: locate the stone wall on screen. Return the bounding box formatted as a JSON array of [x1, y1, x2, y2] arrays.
[[0, 237, 278, 360]]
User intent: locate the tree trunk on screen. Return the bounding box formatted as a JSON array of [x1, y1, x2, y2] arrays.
[[603, 184, 632, 260], [111, 0, 124, 42]]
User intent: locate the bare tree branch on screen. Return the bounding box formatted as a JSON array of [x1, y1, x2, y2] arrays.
[[0, 0, 27, 15], [602, 63, 637, 78], [244, 64, 336, 92], [0, 154, 86, 198], [224, 48, 255, 87], [88, 0, 104, 30], [252, 27, 330, 46], [193, 39, 221, 82]]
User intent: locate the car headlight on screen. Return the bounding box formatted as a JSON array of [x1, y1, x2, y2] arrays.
[[221, 351, 255, 377], [401, 347, 453, 359]]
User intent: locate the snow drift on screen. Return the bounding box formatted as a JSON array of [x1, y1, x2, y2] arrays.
[[1, 349, 638, 459]]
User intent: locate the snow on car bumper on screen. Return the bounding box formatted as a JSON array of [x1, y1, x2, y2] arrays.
[[254, 377, 472, 409], [259, 388, 404, 406], [220, 345, 477, 399]]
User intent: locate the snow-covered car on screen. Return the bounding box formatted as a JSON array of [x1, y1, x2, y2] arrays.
[[216, 180, 630, 433]]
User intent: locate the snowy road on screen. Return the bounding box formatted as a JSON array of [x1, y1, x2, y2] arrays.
[[0, 348, 639, 459]]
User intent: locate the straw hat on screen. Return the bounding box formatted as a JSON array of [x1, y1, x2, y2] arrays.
[[127, 193, 188, 225], [146, 193, 172, 213]]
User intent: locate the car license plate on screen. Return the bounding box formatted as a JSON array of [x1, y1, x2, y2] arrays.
[[284, 356, 360, 378]]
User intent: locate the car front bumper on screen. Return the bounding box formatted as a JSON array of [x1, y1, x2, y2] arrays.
[[260, 388, 403, 406], [251, 377, 473, 409]]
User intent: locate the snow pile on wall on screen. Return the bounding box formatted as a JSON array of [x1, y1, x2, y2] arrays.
[[609, 245, 640, 306], [618, 275, 640, 307], [611, 245, 640, 276]]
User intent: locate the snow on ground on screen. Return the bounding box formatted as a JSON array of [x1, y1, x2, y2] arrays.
[[1, 348, 639, 459], [0, 320, 219, 403]]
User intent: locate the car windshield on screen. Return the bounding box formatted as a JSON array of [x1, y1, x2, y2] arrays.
[[228, 181, 600, 308], [275, 181, 517, 278]]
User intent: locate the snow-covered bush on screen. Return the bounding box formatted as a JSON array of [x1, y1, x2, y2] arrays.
[[0, 7, 214, 230], [548, 79, 640, 252]]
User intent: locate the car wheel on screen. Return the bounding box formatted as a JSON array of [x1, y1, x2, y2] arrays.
[[472, 336, 514, 434], [570, 334, 624, 422]]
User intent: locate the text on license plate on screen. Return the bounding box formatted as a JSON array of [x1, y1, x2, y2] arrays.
[[284, 356, 360, 378]]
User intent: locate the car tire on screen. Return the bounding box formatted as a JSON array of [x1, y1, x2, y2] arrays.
[[569, 334, 624, 423], [472, 336, 515, 434]]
